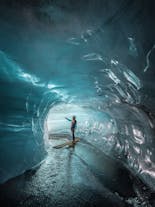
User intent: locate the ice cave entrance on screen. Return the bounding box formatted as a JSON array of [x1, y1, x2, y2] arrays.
[[45, 103, 117, 145], [45, 103, 89, 140]]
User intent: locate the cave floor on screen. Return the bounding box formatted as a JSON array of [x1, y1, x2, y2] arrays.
[[0, 137, 144, 207]]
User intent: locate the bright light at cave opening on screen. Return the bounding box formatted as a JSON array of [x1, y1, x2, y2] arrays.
[[45, 103, 117, 140], [46, 103, 90, 135]]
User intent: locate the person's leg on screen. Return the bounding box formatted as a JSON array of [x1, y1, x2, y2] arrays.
[[72, 129, 75, 142], [71, 129, 73, 141], [73, 130, 75, 141]]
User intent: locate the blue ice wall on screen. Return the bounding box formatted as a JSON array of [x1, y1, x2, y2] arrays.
[[0, 51, 47, 183], [0, 0, 155, 190]]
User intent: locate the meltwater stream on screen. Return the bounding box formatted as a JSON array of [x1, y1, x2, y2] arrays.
[[0, 0, 155, 206]]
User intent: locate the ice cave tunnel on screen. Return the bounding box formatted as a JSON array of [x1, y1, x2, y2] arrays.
[[0, 0, 155, 206]]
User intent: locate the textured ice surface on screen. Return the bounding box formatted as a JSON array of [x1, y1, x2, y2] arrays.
[[0, 1, 155, 202]]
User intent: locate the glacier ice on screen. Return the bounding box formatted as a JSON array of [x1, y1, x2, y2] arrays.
[[0, 1, 155, 205]]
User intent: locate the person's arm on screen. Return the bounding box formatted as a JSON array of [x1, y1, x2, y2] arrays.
[[65, 117, 71, 121]]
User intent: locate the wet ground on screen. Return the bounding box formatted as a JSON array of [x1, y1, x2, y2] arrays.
[[0, 136, 153, 207]]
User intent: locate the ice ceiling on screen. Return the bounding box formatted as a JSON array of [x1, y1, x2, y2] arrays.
[[0, 0, 155, 193]]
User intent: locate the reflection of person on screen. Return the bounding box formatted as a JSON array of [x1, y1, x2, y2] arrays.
[[65, 116, 77, 143]]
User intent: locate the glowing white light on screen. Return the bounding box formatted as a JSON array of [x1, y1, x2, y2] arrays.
[[67, 37, 80, 45], [123, 70, 142, 90], [86, 29, 94, 36], [132, 126, 144, 145], [108, 71, 120, 84], [18, 69, 41, 86], [111, 59, 118, 65], [144, 44, 155, 72], [47, 83, 57, 89], [52, 89, 69, 101], [83, 53, 104, 62]]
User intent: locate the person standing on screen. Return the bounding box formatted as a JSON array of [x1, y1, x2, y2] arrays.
[[65, 116, 77, 143]]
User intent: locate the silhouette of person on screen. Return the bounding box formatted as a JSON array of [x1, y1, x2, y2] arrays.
[[65, 116, 77, 143]]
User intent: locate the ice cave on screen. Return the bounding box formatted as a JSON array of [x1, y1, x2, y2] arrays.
[[0, 0, 155, 206]]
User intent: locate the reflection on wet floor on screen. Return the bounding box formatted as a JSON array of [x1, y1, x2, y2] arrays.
[[48, 133, 70, 140], [0, 136, 152, 207]]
